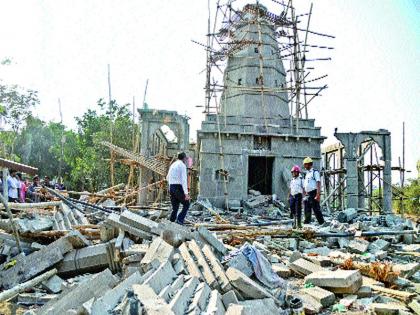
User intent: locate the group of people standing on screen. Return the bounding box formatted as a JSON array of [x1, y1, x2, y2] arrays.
[[0, 170, 63, 203], [288, 157, 325, 228], [166, 152, 325, 228]]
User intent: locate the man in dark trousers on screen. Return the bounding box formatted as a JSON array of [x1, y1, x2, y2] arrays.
[[166, 152, 190, 225], [303, 157, 325, 225]]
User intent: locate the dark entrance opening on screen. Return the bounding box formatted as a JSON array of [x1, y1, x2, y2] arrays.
[[248, 156, 274, 195]]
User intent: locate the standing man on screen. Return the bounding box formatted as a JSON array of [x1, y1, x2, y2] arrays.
[[303, 157, 325, 225], [7, 169, 19, 203], [288, 165, 304, 229], [166, 152, 190, 225]]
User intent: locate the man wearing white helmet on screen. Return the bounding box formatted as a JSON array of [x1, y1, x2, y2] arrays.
[[302, 157, 325, 225]]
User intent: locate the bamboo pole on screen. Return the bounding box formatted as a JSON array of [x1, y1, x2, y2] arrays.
[[0, 268, 57, 302]]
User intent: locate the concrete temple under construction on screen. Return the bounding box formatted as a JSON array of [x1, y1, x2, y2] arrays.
[[196, 4, 325, 208]]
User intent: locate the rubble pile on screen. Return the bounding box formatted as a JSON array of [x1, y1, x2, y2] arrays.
[[0, 190, 419, 314]]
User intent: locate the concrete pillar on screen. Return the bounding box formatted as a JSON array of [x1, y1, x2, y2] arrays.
[[138, 121, 150, 205], [357, 166, 365, 209], [382, 135, 392, 213], [346, 158, 358, 209]]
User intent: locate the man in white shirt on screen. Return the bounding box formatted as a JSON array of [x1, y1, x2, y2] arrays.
[[7, 169, 19, 203], [288, 165, 304, 228], [166, 152, 190, 224], [302, 157, 325, 225]]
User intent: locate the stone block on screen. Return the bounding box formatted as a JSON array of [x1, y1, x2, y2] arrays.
[[42, 275, 64, 294], [368, 239, 390, 253], [298, 293, 323, 314], [289, 258, 324, 276], [305, 270, 362, 294], [272, 264, 291, 278], [198, 226, 228, 255], [356, 285, 372, 298], [140, 237, 174, 272], [226, 253, 253, 277], [225, 298, 279, 315], [347, 239, 369, 254], [371, 303, 409, 315], [222, 290, 239, 308], [302, 286, 335, 307], [226, 267, 272, 299]]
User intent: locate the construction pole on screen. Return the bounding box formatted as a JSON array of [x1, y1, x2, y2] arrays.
[[401, 121, 405, 216], [58, 98, 64, 182], [108, 64, 115, 186]]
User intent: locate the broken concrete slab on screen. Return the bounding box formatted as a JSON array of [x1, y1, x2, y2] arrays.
[[347, 239, 369, 254], [143, 261, 176, 294], [225, 298, 278, 315], [91, 271, 144, 315], [58, 241, 120, 276], [272, 263, 291, 278], [157, 220, 195, 246], [179, 242, 203, 280], [370, 303, 409, 315], [202, 244, 232, 293], [106, 212, 153, 240], [198, 226, 228, 256], [0, 231, 89, 289], [169, 276, 200, 315], [222, 290, 239, 309], [226, 253, 253, 277], [302, 286, 335, 307], [120, 210, 159, 233], [140, 237, 174, 272], [38, 269, 119, 315], [187, 282, 211, 313], [205, 289, 225, 315], [298, 293, 323, 314], [42, 275, 64, 294], [289, 258, 324, 276], [132, 284, 174, 315], [305, 269, 362, 294], [226, 267, 272, 300], [159, 274, 185, 303], [368, 239, 390, 253], [188, 239, 218, 289]]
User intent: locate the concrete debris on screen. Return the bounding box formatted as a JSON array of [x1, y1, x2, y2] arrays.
[[0, 191, 418, 315], [305, 270, 363, 294]]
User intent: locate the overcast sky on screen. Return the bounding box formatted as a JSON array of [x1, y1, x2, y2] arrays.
[[0, 0, 419, 182]]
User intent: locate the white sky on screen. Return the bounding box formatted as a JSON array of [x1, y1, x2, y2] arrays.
[[0, 0, 419, 182]]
